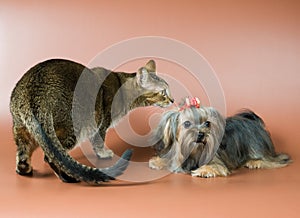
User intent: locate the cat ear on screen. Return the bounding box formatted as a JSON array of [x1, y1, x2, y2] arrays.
[[145, 60, 156, 73], [137, 67, 150, 87]]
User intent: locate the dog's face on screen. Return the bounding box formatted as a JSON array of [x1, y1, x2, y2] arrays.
[[152, 106, 225, 172], [177, 108, 211, 149]]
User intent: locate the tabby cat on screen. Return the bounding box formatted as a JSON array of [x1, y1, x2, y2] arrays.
[[10, 59, 174, 184]]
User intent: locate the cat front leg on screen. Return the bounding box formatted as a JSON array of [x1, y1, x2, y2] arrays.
[[90, 131, 114, 159]]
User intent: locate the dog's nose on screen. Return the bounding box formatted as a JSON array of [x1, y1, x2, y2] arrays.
[[196, 132, 205, 143]]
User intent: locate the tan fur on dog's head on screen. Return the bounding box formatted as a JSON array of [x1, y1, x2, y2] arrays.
[[150, 105, 225, 173]]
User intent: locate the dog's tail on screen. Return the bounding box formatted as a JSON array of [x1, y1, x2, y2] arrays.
[[235, 109, 265, 126], [265, 153, 292, 168], [236, 109, 292, 168]]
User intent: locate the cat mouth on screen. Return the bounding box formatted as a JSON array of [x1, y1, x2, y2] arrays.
[[155, 102, 174, 108]]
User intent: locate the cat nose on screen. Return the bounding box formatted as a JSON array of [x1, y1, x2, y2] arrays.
[[196, 132, 205, 143], [169, 98, 174, 103]]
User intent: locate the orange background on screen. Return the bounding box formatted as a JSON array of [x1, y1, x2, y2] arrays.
[[1, 1, 300, 217]]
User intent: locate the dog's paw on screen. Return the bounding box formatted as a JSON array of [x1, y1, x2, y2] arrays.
[[191, 165, 217, 178], [244, 160, 263, 169], [191, 164, 230, 178], [149, 157, 166, 170]]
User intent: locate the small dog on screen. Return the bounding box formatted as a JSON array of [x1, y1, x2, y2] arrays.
[[149, 97, 291, 177]]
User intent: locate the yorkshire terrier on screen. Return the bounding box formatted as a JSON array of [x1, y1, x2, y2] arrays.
[[149, 97, 291, 177]]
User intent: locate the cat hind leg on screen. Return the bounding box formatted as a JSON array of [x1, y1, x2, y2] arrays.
[[14, 126, 38, 176]]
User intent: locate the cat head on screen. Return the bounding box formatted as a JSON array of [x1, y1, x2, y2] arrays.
[[135, 60, 174, 108]]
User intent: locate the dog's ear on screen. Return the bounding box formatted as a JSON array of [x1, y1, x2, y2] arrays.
[[198, 107, 226, 166], [152, 110, 179, 151], [163, 111, 179, 147]]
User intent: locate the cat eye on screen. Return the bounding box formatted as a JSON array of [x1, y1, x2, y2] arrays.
[[183, 121, 192, 128], [160, 90, 167, 96]]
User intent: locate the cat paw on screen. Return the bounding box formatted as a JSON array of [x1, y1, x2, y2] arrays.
[[96, 148, 114, 159], [16, 160, 33, 176]]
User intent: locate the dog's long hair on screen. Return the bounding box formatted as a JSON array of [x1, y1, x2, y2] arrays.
[[150, 103, 291, 177], [217, 110, 291, 169], [151, 106, 225, 172]]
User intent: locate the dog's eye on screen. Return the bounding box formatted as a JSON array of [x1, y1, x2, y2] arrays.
[[183, 121, 192, 128], [204, 121, 211, 128]]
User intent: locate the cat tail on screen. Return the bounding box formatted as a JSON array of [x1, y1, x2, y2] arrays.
[[27, 114, 132, 184]]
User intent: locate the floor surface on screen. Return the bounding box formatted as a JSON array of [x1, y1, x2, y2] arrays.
[[1, 119, 300, 218]]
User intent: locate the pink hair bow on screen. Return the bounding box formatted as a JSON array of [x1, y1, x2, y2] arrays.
[[179, 97, 201, 111]]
